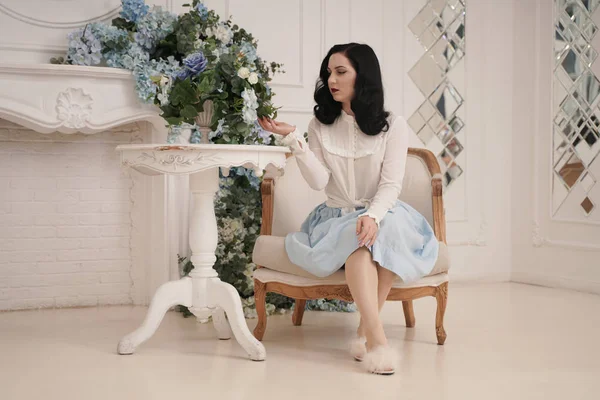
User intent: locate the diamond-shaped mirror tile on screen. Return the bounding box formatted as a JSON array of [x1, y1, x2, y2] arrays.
[[409, 4, 437, 37], [449, 116, 464, 133], [446, 137, 463, 158], [574, 71, 600, 105], [562, 49, 586, 80], [581, 196, 595, 214], [418, 101, 436, 121], [438, 124, 455, 144], [437, 148, 452, 168], [554, 147, 585, 189], [417, 124, 436, 145], [408, 112, 426, 134], [430, 81, 463, 120], [444, 164, 463, 187]]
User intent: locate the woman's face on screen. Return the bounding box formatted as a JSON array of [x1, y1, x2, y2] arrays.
[[327, 52, 356, 105]]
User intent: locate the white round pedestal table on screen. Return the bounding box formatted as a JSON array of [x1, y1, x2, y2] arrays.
[[114, 144, 288, 361]]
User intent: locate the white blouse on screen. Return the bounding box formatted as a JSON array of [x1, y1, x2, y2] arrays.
[[280, 110, 409, 226]]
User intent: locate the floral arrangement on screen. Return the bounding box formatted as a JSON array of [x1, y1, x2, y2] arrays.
[[52, 0, 281, 145], [54, 0, 355, 317]]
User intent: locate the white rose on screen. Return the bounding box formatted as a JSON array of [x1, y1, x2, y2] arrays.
[[159, 76, 171, 88], [248, 72, 258, 85], [237, 67, 250, 79]]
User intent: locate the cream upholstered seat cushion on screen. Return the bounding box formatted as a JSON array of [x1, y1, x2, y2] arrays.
[[251, 235, 450, 282], [253, 267, 448, 289]]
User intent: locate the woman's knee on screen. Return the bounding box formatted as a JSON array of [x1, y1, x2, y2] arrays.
[[346, 247, 374, 267]]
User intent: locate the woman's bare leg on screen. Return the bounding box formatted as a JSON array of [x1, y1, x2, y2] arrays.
[[356, 263, 397, 338], [345, 248, 387, 349]]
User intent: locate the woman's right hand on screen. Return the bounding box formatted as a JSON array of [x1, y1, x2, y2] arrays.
[[258, 117, 296, 136]]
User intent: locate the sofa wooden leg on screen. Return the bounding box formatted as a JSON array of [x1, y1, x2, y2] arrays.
[[292, 299, 306, 326], [253, 279, 267, 341], [435, 282, 448, 345], [402, 300, 416, 327]]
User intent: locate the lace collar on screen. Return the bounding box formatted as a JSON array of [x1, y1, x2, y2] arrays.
[[319, 112, 389, 158]]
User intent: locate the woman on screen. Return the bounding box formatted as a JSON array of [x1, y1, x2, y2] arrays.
[[258, 43, 439, 375]]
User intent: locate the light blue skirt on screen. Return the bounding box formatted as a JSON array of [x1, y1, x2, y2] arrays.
[[284, 200, 439, 283]]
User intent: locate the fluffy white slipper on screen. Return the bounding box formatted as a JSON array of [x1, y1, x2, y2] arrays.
[[362, 345, 398, 375], [349, 336, 367, 362]]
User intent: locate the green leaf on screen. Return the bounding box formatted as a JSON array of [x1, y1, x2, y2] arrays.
[[170, 80, 197, 106], [165, 117, 184, 125], [181, 104, 199, 119], [111, 17, 135, 31]]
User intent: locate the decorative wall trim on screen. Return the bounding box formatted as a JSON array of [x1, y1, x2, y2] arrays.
[[0, 43, 67, 53], [532, 221, 600, 250], [320, 0, 326, 57], [549, 216, 600, 226], [266, 0, 304, 89], [0, 2, 120, 28], [278, 106, 313, 114]]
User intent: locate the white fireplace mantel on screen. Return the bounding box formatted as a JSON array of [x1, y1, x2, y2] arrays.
[[0, 63, 168, 137], [0, 62, 184, 306]]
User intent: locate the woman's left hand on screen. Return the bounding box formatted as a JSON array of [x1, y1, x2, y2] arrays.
[[356, 216, 378, 247]]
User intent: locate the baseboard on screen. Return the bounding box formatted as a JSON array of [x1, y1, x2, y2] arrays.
[[511, 271, 600, 295], [448, 270, 510, 284]]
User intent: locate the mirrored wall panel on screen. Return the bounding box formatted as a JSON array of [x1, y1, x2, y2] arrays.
[[408, 0, 466, 190], [554, 0, 600, 218]]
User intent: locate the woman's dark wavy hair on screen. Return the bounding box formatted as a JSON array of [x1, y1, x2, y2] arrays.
[[313, 43, 389, 135]]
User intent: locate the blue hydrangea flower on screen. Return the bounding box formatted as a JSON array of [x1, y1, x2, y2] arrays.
[[239, 42, 258, 63], [167, 122, 198, 144], [230, 167, 261, 189], [195, 2, 209, 19], [177, 51, 208, 80], [66, 24, 103, 65], [189, 129, 203, 143], [241, 88, 258, 124], [132, 56, 182, 103], [134, 7, 177, 51], [248, 120, 271, 145], [120, 0, 149, 23], [255, 121, 272, 144], [105, 42, 149, 69]]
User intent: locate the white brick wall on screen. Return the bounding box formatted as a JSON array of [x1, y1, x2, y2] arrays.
[[0, 119, 143, 310]]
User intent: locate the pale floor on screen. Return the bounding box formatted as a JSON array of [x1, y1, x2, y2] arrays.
[[0, 282, 598, 400]]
